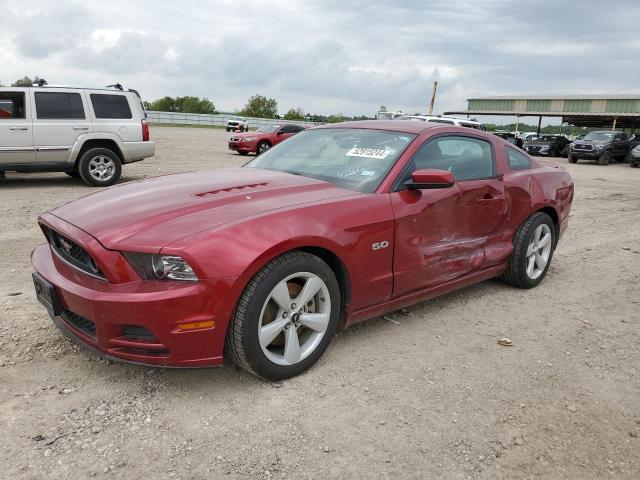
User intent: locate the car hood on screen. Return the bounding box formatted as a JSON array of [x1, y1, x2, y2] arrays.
[[49, 168, 358, 251]]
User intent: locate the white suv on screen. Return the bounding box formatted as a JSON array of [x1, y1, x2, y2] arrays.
[[0, 83, 155, 186]]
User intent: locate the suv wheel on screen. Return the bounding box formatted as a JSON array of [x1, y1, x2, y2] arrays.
[[78, 148, 122, 187], [568, 153, 577, 164], [598, 150, 612, 166]]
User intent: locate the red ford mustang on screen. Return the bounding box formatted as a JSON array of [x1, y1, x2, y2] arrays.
[[228, 123, 306, 155], [32, 121, 574, 380]]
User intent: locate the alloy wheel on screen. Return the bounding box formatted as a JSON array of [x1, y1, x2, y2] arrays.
[[88, 155, 116, 182], [525, 224, 552, 280], [258, 272, 331, 366]]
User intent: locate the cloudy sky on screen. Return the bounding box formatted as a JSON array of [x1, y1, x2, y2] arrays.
[[1, 0, 639, 118]]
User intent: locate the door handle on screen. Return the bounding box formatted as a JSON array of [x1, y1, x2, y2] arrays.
[[73, 126, 89, 131], [9, 126, 28, 131]]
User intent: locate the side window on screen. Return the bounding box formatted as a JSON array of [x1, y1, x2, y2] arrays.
[[409, 136, 495, 182], [280, 125, 303, 134], [35, 92, 84, 119], [0, 92, 26, 119], [90, 94, 132, 119], [506, 147, 531, 170]]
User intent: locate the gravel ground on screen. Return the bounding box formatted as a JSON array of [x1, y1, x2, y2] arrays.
[[1, 126, 639, 479]]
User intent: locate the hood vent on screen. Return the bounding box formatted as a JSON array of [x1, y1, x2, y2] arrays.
[[195, 182, 269, 197]]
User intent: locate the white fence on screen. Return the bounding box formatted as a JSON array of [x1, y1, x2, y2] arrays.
[[146, 111, 319, 129]]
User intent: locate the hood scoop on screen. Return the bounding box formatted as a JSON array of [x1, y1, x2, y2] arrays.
[[195, 182, 269, 197]]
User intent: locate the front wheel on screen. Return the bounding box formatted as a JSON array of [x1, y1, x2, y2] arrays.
[[225, 251, 341, 380], [500, 212, 556, 289], [257, 141, 271, 155], [77, 148, 122, 187], [598, 150, 611, 166], [568, 154, 577, 164]]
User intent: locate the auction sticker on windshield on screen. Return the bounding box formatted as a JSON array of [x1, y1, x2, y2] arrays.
[[346, 147, 390, 159]]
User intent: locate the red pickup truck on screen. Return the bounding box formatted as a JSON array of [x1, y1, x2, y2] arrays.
[[228, 123, 306, 155]]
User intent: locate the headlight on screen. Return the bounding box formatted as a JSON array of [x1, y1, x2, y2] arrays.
[[593, 144, 604, 150], [123, 253, 198, 282], [242, 137, 258, 142]]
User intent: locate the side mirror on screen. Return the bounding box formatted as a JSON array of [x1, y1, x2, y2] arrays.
[[276, 130, 285, 135], [405, 169, 455, 190]]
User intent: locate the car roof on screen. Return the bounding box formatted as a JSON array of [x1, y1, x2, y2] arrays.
[[314, 120, 443, 134]]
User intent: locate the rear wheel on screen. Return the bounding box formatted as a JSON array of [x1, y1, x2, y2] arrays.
[[225, 251, 341, 380], [78, 148, 122, 187], [568, 154, 577, 164], [500, 212, 556, 289]]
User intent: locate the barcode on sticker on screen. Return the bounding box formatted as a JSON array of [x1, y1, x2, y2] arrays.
[[346, 147, 390, 159]]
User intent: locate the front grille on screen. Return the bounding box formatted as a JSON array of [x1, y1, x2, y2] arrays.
[[574, 143, 593, 151], [122, 325, 157, 342], [62, 309, 97, 338], [528, 146, 541, 152], [41, 225, 106, 280]]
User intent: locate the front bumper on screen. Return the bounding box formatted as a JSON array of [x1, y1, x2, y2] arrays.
[[31, 239, 237, 368], [569, 149, 602, 159], [228, 140, 257, 153]]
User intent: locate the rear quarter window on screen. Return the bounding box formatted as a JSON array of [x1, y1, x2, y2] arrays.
[[506, 147, 531, 170], [90, 94, 133, 119], [35, 92, 85, 119]]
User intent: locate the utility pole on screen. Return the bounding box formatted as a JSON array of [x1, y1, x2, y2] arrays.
[[428, 81, 438, 115]]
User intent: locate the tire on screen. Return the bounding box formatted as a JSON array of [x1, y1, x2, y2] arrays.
[[568, 154, 577, 164], [631, 162, 639, 168], [65, 171, 80, 178], [225, 251, 341, 380], [257, 141, 271, 155], [598, 150, 611, 166], [77, 148, 122, 187], [500, 212, 556, 289], [226, 128, 231, 132]]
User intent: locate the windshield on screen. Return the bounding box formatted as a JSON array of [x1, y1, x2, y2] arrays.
[[256, 125, 279, 133], [245, 128, 416, 193], [584, 132, 614, 141], [539, 136, 558, 142]]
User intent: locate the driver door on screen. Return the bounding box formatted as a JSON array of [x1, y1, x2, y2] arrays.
[[390, 134, 506, 297]]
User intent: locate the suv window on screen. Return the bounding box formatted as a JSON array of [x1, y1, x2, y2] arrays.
[[35, 92, 85, 119], [506, 147, 531, 170], [90, 94, 132, 119], [408, 136, 495, 182], [0, 92, 26, 119]]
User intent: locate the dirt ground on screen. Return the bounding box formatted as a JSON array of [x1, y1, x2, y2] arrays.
[[1, 126, 638, 480]]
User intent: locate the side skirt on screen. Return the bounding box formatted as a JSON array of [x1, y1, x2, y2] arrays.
[[345, 263, 506, 326]]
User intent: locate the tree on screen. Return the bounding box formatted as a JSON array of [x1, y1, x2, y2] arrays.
[[145, 96, 215, 114], [12, 76, 34, 87], [240, 94, 278, 119], [283, 108, 305, 121], [327, 114, 345, 123]]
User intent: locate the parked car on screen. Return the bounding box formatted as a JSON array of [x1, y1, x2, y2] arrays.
[[226, 117, 249, 132], [32, 120, 573, 380], [521, 132, 541, 144], [568, 131, 630, 165], [526, 135, 571, 157], [397, 115, 486, 131], [0, 83, 154, 186], [493, 131, 524, 149], [627, 144, 640, 167], [228, 123, 306, 155]]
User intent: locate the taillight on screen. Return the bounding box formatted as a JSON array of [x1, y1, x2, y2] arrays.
[[141, 120, 150, 141]]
